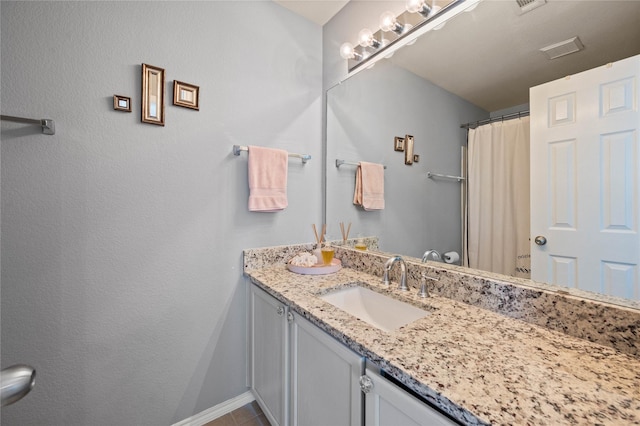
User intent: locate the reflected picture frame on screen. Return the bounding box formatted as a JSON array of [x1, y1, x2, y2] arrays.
[[113, 95, 131, 112], [141, 63, 165, 126], [394, 136, 405, 152], [173, 81, 199, 110]]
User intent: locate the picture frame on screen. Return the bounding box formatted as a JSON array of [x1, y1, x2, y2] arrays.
[[173, 81, 200, 110], [113, 95, 131, 112], [141, 63, 165, 126], [404, 135, 414, 165], [394, 136, 405, 152], [413, 154, 420, 163]]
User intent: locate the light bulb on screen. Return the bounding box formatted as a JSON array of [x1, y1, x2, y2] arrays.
[[406, 0, 421, 13], [406, 0, 432, 17], [358, 29, 373, 47], [379, 11, 399, 32], [339, 42, 363, 61], [357, 28, 381, 48], [339, 42, 354, 59]]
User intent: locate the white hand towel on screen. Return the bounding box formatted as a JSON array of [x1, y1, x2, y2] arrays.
[[247, 145, 288, 212]]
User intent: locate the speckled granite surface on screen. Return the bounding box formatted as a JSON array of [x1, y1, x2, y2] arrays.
[[335, 247, 640, 357], [243, 244, 640, 425]]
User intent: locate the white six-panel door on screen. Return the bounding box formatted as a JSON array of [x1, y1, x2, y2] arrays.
[[530, 54, 640, 300]]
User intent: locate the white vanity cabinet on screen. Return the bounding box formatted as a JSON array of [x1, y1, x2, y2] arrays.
[[250, 283, 457, 426], [250, 284, 363, 426], [290, 311, 363, 426], [250, 284, 289, 426], [363, 367, 458, 426]]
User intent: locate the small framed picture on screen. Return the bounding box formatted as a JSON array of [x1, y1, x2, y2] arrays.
[[413, 154, 420, 163], [113, 95, 131, 112], [141, 63, 165, 126], [173, 81, 199, 110], [394, 136, 405, 152]]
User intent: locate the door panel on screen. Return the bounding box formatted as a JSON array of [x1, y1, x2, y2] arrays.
[[531, 54, 640, 300]]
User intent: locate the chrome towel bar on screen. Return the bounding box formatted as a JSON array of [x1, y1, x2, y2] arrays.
[[335, 159, 387, 169], [426, 171, 465, 182], [232, 145, 311, 164], [1, 114, 55, 135]]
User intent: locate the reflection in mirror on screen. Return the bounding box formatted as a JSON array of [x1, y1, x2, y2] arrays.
[[327, 60, 485, 259], [326, 0, 640, 305]]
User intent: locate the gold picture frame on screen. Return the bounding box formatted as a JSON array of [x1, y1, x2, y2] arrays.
[[173, 81, 199, 110], [113, 95, 131, 112], [141, 63, 165, 126]]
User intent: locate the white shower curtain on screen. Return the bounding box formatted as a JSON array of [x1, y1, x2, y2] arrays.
[[464, 117, 531, 278]]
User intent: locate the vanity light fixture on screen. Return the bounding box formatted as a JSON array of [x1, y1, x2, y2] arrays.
[[358, 28, 382, 49], [338, 0, 479, 73], [340, 42, 363, 61], [406, 0, 433, 17], [380, 11, 409, 35]]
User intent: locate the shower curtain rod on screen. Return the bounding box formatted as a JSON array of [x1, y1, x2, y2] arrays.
[[460, 110, 529, 130]]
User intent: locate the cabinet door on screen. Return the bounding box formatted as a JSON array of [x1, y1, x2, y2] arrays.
[[250, 285, 289, 426], [290, 312, 364, 426], [364, 368, 458, 426]]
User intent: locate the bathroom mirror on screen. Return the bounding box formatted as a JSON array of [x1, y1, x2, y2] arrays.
[[326, 0, 640, 304]]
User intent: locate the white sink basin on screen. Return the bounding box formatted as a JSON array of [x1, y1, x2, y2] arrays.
[[319, 285, 429, 332]]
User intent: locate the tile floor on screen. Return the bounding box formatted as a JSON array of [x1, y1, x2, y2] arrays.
[[203, 401, 268, 426]]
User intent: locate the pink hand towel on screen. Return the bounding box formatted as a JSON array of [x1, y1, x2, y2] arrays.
[[353, 161, 385, 211], [248, 145, 288, 212]]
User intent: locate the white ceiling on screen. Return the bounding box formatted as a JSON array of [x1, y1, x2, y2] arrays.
[[277, 0, 640, 112], [274, 0, 349, 25], [391, 0, 640, 111]]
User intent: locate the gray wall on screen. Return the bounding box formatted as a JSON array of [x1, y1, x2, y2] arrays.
[[1, 2, 321, 425]]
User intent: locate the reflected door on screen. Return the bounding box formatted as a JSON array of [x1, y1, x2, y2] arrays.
[[530, 54, 640, 300]]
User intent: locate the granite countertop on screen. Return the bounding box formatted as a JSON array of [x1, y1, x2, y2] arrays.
[[245, 262, 640, 425]]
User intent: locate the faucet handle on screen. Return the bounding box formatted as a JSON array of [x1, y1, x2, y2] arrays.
[[417, 272, 438, 298], [421, 272, 439, 281]]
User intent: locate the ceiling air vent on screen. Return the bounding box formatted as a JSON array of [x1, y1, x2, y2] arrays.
[[516, 0, 546, 15], [540, 36, 585, 60]]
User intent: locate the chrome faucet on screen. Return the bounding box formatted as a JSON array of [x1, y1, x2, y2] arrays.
[[421, 250, 442, 263], [382, 255, 408, 291]]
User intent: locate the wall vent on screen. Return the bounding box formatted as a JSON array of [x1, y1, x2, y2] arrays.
[[540, 36, 585, 60], [516, 0, 546, 15]]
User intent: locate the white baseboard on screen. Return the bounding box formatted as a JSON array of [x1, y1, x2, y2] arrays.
[[172, 391, 255, 426]]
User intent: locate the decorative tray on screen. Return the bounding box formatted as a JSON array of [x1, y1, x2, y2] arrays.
[[287, 259, 342, 275]]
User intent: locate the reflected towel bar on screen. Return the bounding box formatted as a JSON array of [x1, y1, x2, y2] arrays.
[[232, 145, 311, 164], [335, 159, 387, 169], [427, 172, 465, 182], [1, 115, 55, 135]]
